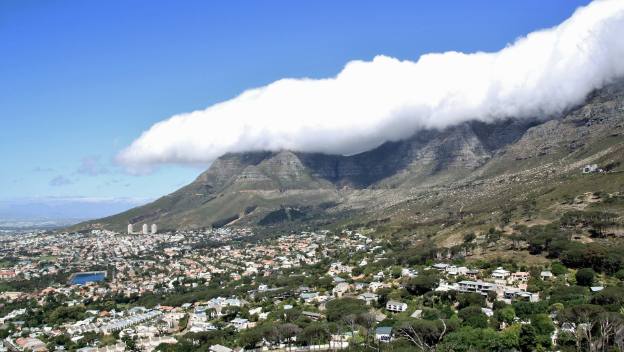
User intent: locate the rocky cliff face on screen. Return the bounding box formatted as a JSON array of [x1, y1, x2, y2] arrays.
[[185, 117, 535, 192], [85, 81, 624, 231]]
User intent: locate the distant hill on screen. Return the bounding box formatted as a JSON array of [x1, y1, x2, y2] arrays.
[[81, 81, 624, 233]]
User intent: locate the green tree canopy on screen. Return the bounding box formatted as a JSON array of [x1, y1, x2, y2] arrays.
[[575, 268, 595, 287], [325, 298, 368, 322]]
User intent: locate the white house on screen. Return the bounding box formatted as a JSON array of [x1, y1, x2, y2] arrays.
[[411, 310, 423, 319], [540, 271, 553, 280], [446, 266, 468, 276], [369, 282, 389, 292], [504, 288, 540, 302], [458, 280, 496, 294], [375, 326, 393, 343], [209, 345, 233, 352], [386, 300, 408, 312], [510, 272, 530, 283], [582, 164, 599, 174], [491, 267, 510, 280], [481, 308, 494, 317], [358, 292, 379, 305], [432, 263, 450, 271], [328, 262, 353, 276], [230, 317, 250, 330], [401, 268, 418, 277], [332, 282, 350, 298]]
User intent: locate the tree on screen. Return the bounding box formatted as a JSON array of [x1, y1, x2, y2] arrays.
[[549, 285, 588, 306], [260, 323, 280, 346], [44, 304, 86, 325], [280, 322, 302, 347], [590, 286, 624, 311], [391, 266, 402, 279], [325, 298, 367, 322], [512, 301, 549, 319], [522, 198, 537, 220], [597, 312, 624, 351], [531, 313, 554, 348], [458, 306, 488, 329], [519, 325, 537, 352], [556, 331, 577, 351], [494, 305, 516, 326], [46, 335, 75, 351], [531, 314, 554, 337], [0, 328, 10, 339], [561, 304, 604, 351], [575, 268, 595, 287], [406, 272, 439, 296], [485, 228, 501, 244], [395, 318, 447, 352], [178, 314, 189, 331], [551, 262, 568, 276], [238, 327, 264, 349], [457, 293, 485, 309], [299, 323, 330, 346], [463, 233, 476, 243], [342, 313, 358, 340], [99, 334, 118, 347], [155, 342, 187, 352], [357, 312, 378, 348], [122, 336, 139, 352], [437, 327, 518, 352]]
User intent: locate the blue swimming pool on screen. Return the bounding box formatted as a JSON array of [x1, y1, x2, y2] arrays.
[[70, 272, 106, 285]]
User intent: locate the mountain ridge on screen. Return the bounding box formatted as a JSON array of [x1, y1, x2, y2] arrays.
[[81, 81, 624, 232]]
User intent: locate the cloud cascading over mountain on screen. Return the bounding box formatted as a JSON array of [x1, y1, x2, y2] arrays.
[[118, 0, 624, 169]]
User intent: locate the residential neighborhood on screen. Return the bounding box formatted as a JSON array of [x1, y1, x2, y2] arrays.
[[0, 222, 621, 351]]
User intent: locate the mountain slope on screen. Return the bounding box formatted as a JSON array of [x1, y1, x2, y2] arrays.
[[83, 81, 624, 232]]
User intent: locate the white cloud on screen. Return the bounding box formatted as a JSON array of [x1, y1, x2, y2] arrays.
[[118, 0, 624, 168]]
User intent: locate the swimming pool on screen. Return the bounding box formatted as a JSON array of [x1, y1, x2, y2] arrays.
[[70, 272, 106, 285]]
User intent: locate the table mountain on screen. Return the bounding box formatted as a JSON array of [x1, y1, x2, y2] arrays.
[[83, 80, 624, 232]]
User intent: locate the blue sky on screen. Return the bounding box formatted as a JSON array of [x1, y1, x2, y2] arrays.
[[1, 0, 590, 205]]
